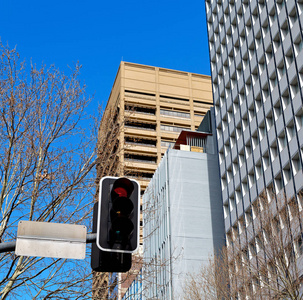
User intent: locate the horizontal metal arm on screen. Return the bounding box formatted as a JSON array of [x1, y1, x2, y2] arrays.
[[0, 241, 16, 253], [0, 233, 97, 254], [86, 233, 97, 243]]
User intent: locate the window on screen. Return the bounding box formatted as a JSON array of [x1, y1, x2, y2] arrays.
[[232, 224, 238, 240], [245, 143, 252, 159], [263, 229, 269, 245], [274, 174, 283, 192], [224, 144, 231, 157], [160, 124, 189, 133], [285, 48, 294, 69], [161, 140, 175, 148], [273, 34, 281, 52], [255, 93, 262, 112], [242, 114, 248, 131], [248, 103, 255, 122], [265, 45, 273, 63], [272, 216, 281, 235], [270, 142, 278, 161], [230, 197, 235, 211], [249, 173, 255, 189], [160, 109, 190, 119], [289, 6, 298, 28], [256, 160, 263, 180], [236, 123, 242, 140], [297, 194, 303, 212], [245, 207, 253, 226], [252, 133, 258, 150], [238, 217, 244, 234], [281, 88, 290, 109], [232, 160, 239, 176], [227, 168, 232, 183], [242, 247, 249, 262], [295, 109, 303, 129], [278, 132, 287, 151], [256, 235, 263, 253], [249, 241, 257, 258], [286, 121, 296, 142], [277, 60, 286, 81], [292, 153, 301, 176], [223, 203, 229, 219], [262, 151, 270, 170], [266, 112, 274, 130], [273, 102, 282, 121], [221, 176, 227, 190], [290, 78, 299, 99], [294, 35, 303, 57], [259, 122, 266, 140], [125, 121, 156, 131], [124, 153, 157, 164], [226, 231, 233, 248], [239, 151, 245, 167], [125, 136, 156, 147], [297, 237, 303, 256], [125, 104, 156, 115], [252, 201, 258, 219], [283, 164, 292, 184]]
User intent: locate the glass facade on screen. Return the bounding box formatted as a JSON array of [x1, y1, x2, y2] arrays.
[[122, 270, 143, 300]]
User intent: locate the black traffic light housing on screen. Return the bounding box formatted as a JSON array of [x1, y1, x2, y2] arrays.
[[91, 202, 131, 272], [97, 176, 140, 253]]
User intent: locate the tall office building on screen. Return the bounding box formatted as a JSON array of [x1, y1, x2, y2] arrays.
[[206, 0, 303, 297], [100, 61, 213, 193], [94, 62, 213, 299]]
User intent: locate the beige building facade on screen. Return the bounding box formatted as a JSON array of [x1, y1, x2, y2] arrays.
[[103, 61, 213, 193]]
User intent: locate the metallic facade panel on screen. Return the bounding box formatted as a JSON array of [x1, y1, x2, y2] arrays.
[[206, 2, 303, 292]]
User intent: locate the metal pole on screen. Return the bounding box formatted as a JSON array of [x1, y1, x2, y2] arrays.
[[0, 241, 15, 253], [0, 233, 97, 253]]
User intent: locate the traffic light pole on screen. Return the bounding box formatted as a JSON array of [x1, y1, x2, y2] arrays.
[[0, 233, 97, 254]]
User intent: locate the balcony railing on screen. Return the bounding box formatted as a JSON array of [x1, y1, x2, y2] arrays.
[[124, 158, 157, 164], [126, 141, 156, 147]]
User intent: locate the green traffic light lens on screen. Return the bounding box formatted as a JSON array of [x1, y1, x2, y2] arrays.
[[110, 217, 134, 243]]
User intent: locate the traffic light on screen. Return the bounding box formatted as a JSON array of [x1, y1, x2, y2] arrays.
[[91, 202, 131, 272], [97, 176, 140, 253]]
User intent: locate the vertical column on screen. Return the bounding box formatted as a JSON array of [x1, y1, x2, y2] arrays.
[[155, 67, 162, 163]]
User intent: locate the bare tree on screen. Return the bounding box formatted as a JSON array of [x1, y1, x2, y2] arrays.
[[92, 101, 127, 299], [182, 250, 230, 300], [183, 192, 303, 299], [0, 43, 98, 299]]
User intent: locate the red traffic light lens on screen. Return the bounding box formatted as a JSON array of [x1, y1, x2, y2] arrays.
[[112, 178, 134, 198], [113, 187, 128, 198]]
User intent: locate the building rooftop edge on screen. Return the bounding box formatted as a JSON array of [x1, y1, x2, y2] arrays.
[[121, 61, 211, 79]]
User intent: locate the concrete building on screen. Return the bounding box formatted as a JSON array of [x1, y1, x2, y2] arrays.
[[206, 0, 303, 297], [99, 61, 213, 193], [141, 109, 225, 299]]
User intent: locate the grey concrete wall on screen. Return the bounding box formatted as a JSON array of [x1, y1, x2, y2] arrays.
[[143, 146, 224, 299], [167, 150, 224, 298]]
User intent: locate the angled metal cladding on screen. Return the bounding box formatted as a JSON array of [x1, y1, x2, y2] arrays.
[[205, 0, 303, 267]]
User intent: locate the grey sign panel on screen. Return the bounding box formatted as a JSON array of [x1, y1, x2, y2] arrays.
[[16, 221, 86, 259]]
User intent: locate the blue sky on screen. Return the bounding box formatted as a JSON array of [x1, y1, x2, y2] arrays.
[[0, 0, 210, 111]]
